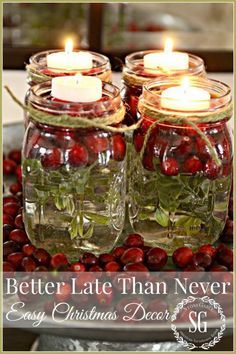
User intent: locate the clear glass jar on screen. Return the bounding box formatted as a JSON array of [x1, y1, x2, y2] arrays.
[[122, 51, 206, 124], [23, 81, 126, 260], [27, 50, 112, 85], [129, 77, 232, 254]]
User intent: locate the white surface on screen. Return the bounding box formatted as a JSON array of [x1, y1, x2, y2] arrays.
[[2, 70, 233, 125]]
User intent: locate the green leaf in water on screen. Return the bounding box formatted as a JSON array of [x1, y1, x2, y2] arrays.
[[82, 223, 94, 239], [84, 212, 109, 225], [69, 216, 78, 239], [155, 207, 169, 227]]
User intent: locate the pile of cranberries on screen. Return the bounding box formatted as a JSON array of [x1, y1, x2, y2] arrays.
[[133, 117, 232, 178], [3, 149, 233, 273]]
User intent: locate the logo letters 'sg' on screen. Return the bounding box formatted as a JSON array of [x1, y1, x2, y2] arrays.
[[189, 311, 207, 333]]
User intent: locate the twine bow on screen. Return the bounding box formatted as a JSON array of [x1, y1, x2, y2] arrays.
[[5, 86, 141, 133], [138, 97, 233, 167]]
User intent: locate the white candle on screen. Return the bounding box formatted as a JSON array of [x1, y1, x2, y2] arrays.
[[51, 75, 102, 102], [161, 77, 210, 111], [144, 38, 189, 71], [47, 39, 93, 71]]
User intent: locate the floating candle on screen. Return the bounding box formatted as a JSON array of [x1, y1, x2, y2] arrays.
[[143, 38, 189, 71], [161, 77, 210, 111], [47, 39, 93, 71], [51, 75, 102, 102]]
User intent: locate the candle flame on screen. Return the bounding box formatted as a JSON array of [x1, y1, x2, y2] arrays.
[[65, 39, 73, 54], [181, 77, 190, 93], [164, 38, 173, 54]]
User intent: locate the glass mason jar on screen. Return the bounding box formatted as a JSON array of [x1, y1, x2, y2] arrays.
[[122, 51, 206, 125], [129, 77, 232, 254], [22, 81, 126, 260]]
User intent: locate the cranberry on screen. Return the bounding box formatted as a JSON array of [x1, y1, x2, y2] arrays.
[[203, 159, 220, 179], [22, 243, 36, 256], [3, 261, 16, 273], [176, 136, 192, 156], [34, 266, 48, 272], [217, 247, 233, 271], [50, 253, 69, 269], [198, 244, 217, 259], [133, 132, 144, 153], [9, 229, 29, 244], [196, 136, 215, 160], [104, 261, 121, 272], [70, 262, 86, 272], [142, 246, 152, 255], [3, 195, 20, 205], [209, 265, 228, 271], [142, 154, 155, 171], [183, 265, 205, 272], [3, 159, 17, 175], [221, 218, 233, 243], [80, 252, 98, 268], [111, 135, 126, 161], [8, 149, 21, 164], [9, 182, 22, 195], [3, 202, 20, 218], [54, 283, 72, 302], [7, 252, 25, 269], [98, 253, 115, 266], [120, 248, 144, 265], [15, 192, 23, 204], [14, 214, 24, 229], [146, 247, 168, 270], [3, 224, 14, 242], [183, 156, 203, 174], [85, 134, 109, 154], [94, 286, 113, 306], [3, 214, 14, 226], [15, 165, 22, 183], [124, 233, 144, 248], [33, 248, 51, 266], [123, 263, 148, 272], [112, 246, 126, 259], [216, 137, 231, 162], [68, 144, 88, 167], [191, 252, 212, 269], [3, 240, 20, 259], [172, 247, 193, 268], [161, 157, 179, 176], [89, 265, 103, 273], [222, 162, 232, 177], [41, 148, 62, 170], [21, 256, 37, 272]]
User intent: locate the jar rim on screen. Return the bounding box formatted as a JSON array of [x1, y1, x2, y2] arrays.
[[29, 49, 110, 72], [125, 50, 205, 75]]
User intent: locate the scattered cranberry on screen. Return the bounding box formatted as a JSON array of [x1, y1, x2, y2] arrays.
[[34, 266, 48, 272], [3, 159, 17, 175], [217, 246, 233, 271], [123, 263, 148, 272], [89, 265, 103, 273], [111, 135, 126, 161], [22, 244, 36, 256], [70, 262, 86, 272], [80, 252, 98, 268], [41, 148, 62, 170], [9, 229, 29, 244], [68, 144, 89, 167], [161, 158, 179, 176], [191, 252, 212, 269], [203, 159, 220, 179], [50, 253, 69, 269], [7, 252, 25, 269], [147, 299, 168, 313], [146, 247, 168, 270], [14, 214, 24, 229], [54, 283, 72, 302], [172, 247, 193, 268], [94, 286, 113, 306], [209, 265, 228, 272], [183, 156, 203, 174], [9, 182, 22, 195], [3, 224, 14, 242], [183, 265, 205, 272], [33, 248, 51, 266], [124, 234, 144, 248], [21, 256, 37, 272], [3, 202, 20, 218], [104, 261, 121, 272], [3, 240, 20, 259], [120, 247, 144, 265], [112, 246, 126, 259], [3, 261, 16, 273], [198, 244, 217, 259]]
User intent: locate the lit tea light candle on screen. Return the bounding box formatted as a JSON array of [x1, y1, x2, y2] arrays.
[[47, 39, 93, 70], [51, 75, 102, 102], [143, 38, 189, 71], [161, 77, 210, 111]]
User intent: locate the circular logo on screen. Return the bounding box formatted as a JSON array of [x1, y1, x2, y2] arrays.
[[171, 296, 226, 350]]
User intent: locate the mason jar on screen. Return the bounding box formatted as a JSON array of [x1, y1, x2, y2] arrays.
[[122, 51, 206, 124], [22, 81, 126, 260], [129, 77, 232, 254]]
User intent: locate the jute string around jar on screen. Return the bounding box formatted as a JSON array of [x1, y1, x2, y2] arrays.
[[5, 86, 141, 133], [138, 97, 233, 167]]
